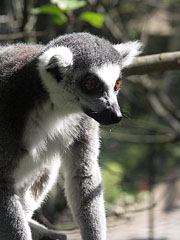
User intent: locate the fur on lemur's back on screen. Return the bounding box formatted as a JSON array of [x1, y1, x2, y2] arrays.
[[0, 44, 44, 77], [0, 43, 48, 177]]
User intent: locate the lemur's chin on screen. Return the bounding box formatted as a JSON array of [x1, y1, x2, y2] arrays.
[[83, 107, 122, 125]]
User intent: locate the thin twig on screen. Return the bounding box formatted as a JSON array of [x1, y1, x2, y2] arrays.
[[147, 93, 180, 133]]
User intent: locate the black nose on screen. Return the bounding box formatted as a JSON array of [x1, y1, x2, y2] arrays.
[[84, 107, 122, 125], [101, 108, 122, 125], [111, 110, 122, 124]]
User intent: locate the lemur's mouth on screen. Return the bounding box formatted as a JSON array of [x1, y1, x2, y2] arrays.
[[83, 107, 122, 125]]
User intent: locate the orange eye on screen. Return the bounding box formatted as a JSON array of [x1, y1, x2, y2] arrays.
[[115, 80, 121, 91]]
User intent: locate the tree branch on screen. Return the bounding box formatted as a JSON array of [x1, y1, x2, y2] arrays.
[[125, 51, 180, 76], [0, 31, 47, 40]]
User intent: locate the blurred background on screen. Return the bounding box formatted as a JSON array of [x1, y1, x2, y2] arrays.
[[0, 0, 180, 239]]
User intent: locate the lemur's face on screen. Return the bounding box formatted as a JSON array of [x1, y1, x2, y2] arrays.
[[38, 33, 141, 125], [74, 64, 122, 125]]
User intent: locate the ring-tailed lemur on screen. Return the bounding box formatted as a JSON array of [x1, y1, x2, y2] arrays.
[[0, 32, 141, 240]]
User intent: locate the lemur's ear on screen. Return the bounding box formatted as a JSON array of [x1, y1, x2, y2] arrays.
[[114, 41, 142, 68], [39, 46, 73, 82]]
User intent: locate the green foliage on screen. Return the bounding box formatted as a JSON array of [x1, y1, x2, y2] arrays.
[[101, 139, 149, 193], [174, 146, 180, 158], [79, 12, 104, 28], [102, 161, 123, 204], [31, 5, 67, 25], [31, 0, 104, 28], [56, 223, 77, 231], [31, 5, 63, 15], [51, 14, 67, 25]]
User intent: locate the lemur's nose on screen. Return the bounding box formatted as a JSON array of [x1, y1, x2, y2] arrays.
[[111, 110, 122, 123], [83, 104, 122, 125], [103, 108, 122, 124]]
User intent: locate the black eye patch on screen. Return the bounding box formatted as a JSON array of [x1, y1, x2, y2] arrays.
[[80, 73, 104, 95], [46, 56, 62, 83]]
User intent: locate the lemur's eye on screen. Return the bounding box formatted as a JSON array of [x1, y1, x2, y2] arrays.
[[114, 79, 121, 91], [80, 73, 104, 95], [84, 78, 96, 91]]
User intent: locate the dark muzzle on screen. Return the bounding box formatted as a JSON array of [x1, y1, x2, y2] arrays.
[[84, 107, 122, 125]]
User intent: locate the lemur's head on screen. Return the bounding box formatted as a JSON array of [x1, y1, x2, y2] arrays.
[[38, 33, 142, 125]]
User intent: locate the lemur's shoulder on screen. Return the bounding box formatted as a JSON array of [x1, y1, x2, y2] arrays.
[[0, 43, 45, 79], [0, 43, 45, 62]]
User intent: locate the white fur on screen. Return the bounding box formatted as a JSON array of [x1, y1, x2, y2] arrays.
[[38, 49, 81, 115], [17, 156, 60, 219], [14, 47, 76, 202], [114, 41, 142, 67], [13, 100, 83, 219], [90, 64, 121, 115], [93, 64, 120, 89], [14, 101, 82, 185], [39, 46, 73, 68]]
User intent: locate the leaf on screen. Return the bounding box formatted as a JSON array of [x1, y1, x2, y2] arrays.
[[51, 14, 67, 25], [79, 12, 104, 28], [31, 5, 62, 15], [51, 0, 86, 11]]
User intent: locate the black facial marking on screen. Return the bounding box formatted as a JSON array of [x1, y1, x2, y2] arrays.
[[79, 73, 104, 96], [46, 56, 62, 83], [39, 237, 52, 240]]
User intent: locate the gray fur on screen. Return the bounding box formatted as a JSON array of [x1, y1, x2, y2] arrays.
[[0, 185, 32, 240], [0, 32, 141, 240], [48, 32, 122, 68]]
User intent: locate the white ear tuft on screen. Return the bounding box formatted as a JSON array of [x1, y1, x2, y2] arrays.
[[114, 41, 142, 68], [39, 46, 73, 68]]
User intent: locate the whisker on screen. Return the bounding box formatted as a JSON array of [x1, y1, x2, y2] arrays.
[[121, 109, 131, 120]]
